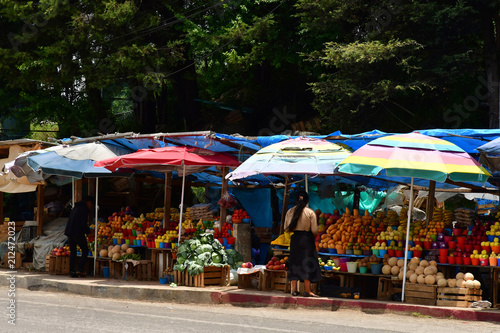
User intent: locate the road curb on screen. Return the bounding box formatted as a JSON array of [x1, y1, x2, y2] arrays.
[[1, 270, 499, 323]]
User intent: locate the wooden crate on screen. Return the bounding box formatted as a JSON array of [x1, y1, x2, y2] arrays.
[[437, 287, 482, 307], [238, 271, 263, 290], [109, 261, 124, 279], [48, 256, 70, 275], [121, 260, 152, 280], [174, 265, 230, 287], [262, 269, 290, 293], [95, 258, 111, 276], [378, 277, 403, 301], [404, 283, 437, 305]]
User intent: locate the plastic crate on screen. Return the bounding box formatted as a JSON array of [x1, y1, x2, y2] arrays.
[[20, 226, 37, 242]]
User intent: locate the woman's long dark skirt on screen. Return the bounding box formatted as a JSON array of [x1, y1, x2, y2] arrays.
[[288, 231, 322, 282]]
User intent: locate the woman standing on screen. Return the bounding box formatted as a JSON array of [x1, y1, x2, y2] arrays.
[[284, 191, 321, 297]]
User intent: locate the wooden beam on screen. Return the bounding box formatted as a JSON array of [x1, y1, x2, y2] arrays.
[[74, 179, 83, 203], [163, 172, 172, 228], [280, 176, 291, 234], [0, 192, 3, 224], [426, 180, 436, 225], [36, 185, 45, 236], [87, 178, 96, 198], [219, 167, 228, 231]]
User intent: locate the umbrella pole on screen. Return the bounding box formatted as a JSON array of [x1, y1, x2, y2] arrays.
[[305, 174, 308, 193], [402, 177, 414, 302], [178, 164, 186, 245], [94, 177, 99, 277], [72, 177, 75, 208]]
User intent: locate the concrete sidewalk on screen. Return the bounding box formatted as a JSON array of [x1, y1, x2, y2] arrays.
[[1, 269, 499, 323]]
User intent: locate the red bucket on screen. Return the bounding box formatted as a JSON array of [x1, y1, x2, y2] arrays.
[[396, 250, 404, 257], [413, 250, 422, 258], [453, 228, 462, 236], [439, 249, 448, 257], [447, 256, 455, 264], [448, 241, 456, 250], [438, 256, 447, 264], [456, 237, 466, 246], [471, 257, 480, 265], [480, 258, 489, 266], [340, 262, 347, 272], [465, 244, 473, 252], [423, 241, 432, 250], [463, 257, 472, 265], [414, 241, 423, 248], [473, 245, 482, 253], [481, 245, 491, 253], [455, 256, 463, 265], [388, 249, 396, 257]]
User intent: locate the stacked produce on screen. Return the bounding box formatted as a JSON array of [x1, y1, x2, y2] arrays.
[[405, 258, 443, 285], [100, 244, 137, 261], [381, 257, 408, 280], [51, 246, 70, 257], [266, 256, 287, 270], [174, 233, 231, 276]]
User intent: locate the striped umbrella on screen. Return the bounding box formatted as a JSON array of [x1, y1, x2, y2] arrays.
[[227, 137, 352, 181], [337, 132, 491, 302]]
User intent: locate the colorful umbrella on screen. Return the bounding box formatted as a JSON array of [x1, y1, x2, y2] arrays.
[[95, 146, 240, 244], [337, 132, 491, 302], [227, 137, 352, 181]]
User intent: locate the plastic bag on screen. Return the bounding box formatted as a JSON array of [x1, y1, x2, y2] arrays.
[[218, 192, 237, 209]]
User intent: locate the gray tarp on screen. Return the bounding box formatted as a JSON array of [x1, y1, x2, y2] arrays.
[[28, 218, 68, 270]]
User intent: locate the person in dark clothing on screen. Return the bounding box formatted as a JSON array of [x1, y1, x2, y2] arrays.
[[65, 196, 94, 278]]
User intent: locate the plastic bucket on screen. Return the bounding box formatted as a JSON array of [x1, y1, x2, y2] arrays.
[[328, 248, 337, 254], [372, 249, 380, 256], [438, 256, 447, 264], [471, 257, 480, 265], [340, 262, 347, 272], [346, 262, 358, 273], [359, 266, 367, 274], [370, 263, 382, 275], [448, 256, 455, 264], [388, 249, 395, 257], [159, 277, 168, 284], [395, 250, 404, 257], [455, 256, 463, 265], [448, 241, 456, 250], [413, 250, 422, 258], [456, 237, 466, 247], [102, 266, 110, 278], [488, 235, 495, 242], [378, 249, 387, 257], [439, 249, 448, 257], [489, 257, 497, 266], [463, 257, 472, 265], [339, 257, 350, 264]]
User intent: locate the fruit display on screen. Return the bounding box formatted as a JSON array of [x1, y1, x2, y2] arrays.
[[265, 256, 287, 270], [405, 258, 445, 285], [318, 258, 340, 270], [231, 209, 249, 223], [51, 246, 70, 257]]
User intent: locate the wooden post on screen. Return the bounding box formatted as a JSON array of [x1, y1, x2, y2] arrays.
[[36, 185, 45, 236], [219, 167, 228, 231], [163, 172, 172, 228], [426, 180, 436, 225], [280, 176, 291, 234], [74, 179, 83, 203], [88, 178, 96, 198], [0, 191, 3, 224]]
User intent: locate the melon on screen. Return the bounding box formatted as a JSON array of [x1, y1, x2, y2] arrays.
[[424, 266, 437, 276], [391, 266, 400, 275], [417, 275, 426, 284], [472, 280, 481, 289], [99, 249, 108, 258], [424, 275, 436, 285], [388, 257, 398, 267], [436, 272, 444, 278], [464, 272, 474, 281], [112, 245, 121, 254], [126, 248, 135, 255], [397, 259, 405, 268], [407, 270, 415, 277], [437, 278, 447, 287], [112, 253, 121, 260], [398, 271, 404, 280], [121, 244, 129, 251], [382, 265, 392, 275], [408, 263, 419, 271], [456, 278, 465, 288], [410, 257, 420, 265], [420, 260, 430, 267], [464, 280, 474, 288], [415, 266, 425, 275], [447, 279, 457, 288], [108, 245, 114, 254], [429, 260, 437, 267], [456, 272, 464, 280], [409, 273, 418, 283]]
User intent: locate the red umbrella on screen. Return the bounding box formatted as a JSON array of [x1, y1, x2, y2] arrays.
[[95, 146, 240, 244]]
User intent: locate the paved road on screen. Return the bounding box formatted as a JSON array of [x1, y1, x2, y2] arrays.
[[0, 286, 498, 333]]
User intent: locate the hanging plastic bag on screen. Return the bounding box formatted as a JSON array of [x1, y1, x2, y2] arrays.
[[218, 191, 237, 209]]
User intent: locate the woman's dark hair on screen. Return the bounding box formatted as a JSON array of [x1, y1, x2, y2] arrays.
[[287, 191, 309, 231]]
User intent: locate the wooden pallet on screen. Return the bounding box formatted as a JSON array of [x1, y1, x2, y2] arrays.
[[238, 271, 263, 290], [437, 287, 482, 307], [48, 256, 70, 275], [262, 269, 290, 293], [404, 283, 437, 306], [174, 266, 230, 287], [378, 277, 403, 301]]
